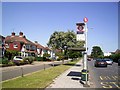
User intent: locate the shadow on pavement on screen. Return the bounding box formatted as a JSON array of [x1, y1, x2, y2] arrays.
[[71, 77, 80, 81], [67, 71, 81, 77], [75, 64, 81, 66], [64, 63, 81, 66]]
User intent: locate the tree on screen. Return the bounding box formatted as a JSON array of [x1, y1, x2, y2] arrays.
[[91, 46, 104, 59], [68, 51, 82, 59], [47, 30, 84, 49]]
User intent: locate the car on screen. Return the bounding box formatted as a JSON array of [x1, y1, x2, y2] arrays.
[[87, 58, 91, 61], [13, 56, 24, 65], [104, 58, 113, 65], [94, 59, 107, 67], [118, 59, 120, 66]]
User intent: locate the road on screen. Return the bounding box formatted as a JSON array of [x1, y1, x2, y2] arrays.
[[88, 60, 120, 88], [1, 60, 71, 81]]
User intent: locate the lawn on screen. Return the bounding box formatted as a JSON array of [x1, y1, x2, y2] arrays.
[[2, 59, 80, 88]]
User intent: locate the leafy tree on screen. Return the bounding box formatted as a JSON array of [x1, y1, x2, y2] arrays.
[[91, 46, 104, 59], [68, 51, 82, 59], [47, 30, 84, 49], [55, 52, 64, 60], [109, 53, 120, 62], [43, 53, 51, 58], [4, 50, 19, 60]]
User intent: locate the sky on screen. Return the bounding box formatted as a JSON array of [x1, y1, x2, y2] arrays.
[[2, 2, 118, 54]]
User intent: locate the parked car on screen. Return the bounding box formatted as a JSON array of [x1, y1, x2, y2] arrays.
[[118, 59, 120, 66], [87, 58, 91, 61], [104, 58, 113, 65], [94, 59, 107, 67], [13, 56, 24, 65]]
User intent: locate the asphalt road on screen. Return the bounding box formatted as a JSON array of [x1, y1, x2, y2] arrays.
[[2, 60, 71, 81], [88, 60, 120, 89]]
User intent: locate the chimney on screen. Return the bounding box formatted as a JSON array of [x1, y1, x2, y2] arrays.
[[19, 32, 23, 37], [11, 32, 15, 37]]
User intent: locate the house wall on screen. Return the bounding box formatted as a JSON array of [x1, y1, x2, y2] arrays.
[[6, 42, 21, 51]]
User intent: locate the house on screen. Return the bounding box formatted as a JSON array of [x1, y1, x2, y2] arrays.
[[5, 32, 37, 57], [34, 41, 45, 57], [0, 35, 5, 57], [104, 52, 112, 56], [44, 47, 51, 55], [115, 49, 120, 54]]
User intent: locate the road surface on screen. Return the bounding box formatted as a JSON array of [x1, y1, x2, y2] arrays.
[[88, 60, 120, 89]]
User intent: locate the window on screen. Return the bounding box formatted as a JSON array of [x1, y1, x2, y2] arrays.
[[26, 45, 30, 50], [31, 46, 36, 50], [14, 43, 18, 48], [5, 44, 9, 48]]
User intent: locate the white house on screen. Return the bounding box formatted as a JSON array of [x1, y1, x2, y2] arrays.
[[104, 52, 112, 56]]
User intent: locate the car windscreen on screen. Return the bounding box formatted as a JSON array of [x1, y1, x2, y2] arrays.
[[96, 59, 105, 62], [104, 59, 112, 61]]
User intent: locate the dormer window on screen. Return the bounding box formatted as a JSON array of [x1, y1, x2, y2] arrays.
[[14, 43, 18, 48]]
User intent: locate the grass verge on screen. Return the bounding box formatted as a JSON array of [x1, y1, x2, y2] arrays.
[[2, 59, 80, 88]]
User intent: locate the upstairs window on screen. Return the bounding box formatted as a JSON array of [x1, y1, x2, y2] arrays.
[[14, 43, 18, 48], [26, 45, 30, 50], [31, 45, 36, 50], [5, 44, 9, 48]]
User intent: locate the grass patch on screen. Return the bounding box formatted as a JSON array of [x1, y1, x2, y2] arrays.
[[64, 59, 80, 66], [2, 59, 80, 88]]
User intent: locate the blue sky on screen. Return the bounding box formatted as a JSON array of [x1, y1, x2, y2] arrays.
[[2, 2, 118, 54]]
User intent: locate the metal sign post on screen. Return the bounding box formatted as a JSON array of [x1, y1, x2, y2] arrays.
[[83, 17, 89, 87], [76, 18, 89, 87]]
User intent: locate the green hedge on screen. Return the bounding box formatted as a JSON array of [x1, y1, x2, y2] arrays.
[[109, 54, 120, 62], [35, 57, 43, 61], [1, 57, 9, 64], [23, 56, 35, 64]]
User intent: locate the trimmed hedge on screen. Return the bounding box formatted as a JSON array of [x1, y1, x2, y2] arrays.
[[1, 57, 9, 64], [35, 57, 43, 61], [23, 56, 35, 64]]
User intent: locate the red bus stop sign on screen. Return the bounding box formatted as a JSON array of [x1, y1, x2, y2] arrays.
[[83, 17, 88, 23]]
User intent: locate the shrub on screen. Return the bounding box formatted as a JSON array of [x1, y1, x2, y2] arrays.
[[8, 61, 15, 66], [109, 54, 120, 62], [35, 57, 43, 61], [43, 57, 46, 61], [43, 53, 50, 58], [4, 50, 19, 60], [2, 58, 9, 64], [23, 57, 29, 64], [23, 56, 35, 64], [28, 57, 35, 64]]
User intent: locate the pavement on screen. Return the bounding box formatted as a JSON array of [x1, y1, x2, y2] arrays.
[[47, 59, 94, 88]]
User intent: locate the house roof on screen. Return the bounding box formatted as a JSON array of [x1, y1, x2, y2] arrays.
[[34, 42, 45, 49], [44, 47, 51, 51], [0, 35, 5, 39], [5, 35, 35, 45], [115, 49, 120, 54]]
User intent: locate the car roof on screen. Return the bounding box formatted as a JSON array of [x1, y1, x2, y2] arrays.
[[96, 59, 106, 61]]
